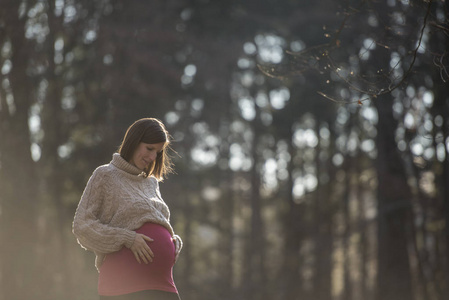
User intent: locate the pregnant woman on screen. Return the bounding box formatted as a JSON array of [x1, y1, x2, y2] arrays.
[[73, 118, 183, 300]]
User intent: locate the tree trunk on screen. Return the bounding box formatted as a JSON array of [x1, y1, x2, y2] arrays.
[[243, 119, 266, 300], [442, 110, 449, 298], [40, 3, 74, 298], [217, 118, 235, 299], [0, 2, 39, 299], [277, 132, 304, 300], [374, 96, 413, 300], [342, 157, 353, 300], [313, 123, 332, 300], [429, 1, 449, 294]]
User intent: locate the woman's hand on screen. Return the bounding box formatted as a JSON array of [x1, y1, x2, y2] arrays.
[[172, 235, 183, 262], [130, 233, 154, 264]]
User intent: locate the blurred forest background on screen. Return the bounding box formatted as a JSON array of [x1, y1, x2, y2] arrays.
[[1, 0, 448, 300]]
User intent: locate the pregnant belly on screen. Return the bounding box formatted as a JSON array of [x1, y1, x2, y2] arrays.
[[135, 222, 176, 266], [98, 223, 177, 295]]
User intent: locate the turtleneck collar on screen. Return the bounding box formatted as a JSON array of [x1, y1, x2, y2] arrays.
[[111, 153, 145, 176]]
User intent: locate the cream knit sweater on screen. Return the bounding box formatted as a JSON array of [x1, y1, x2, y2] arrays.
[[72, 153, 182, 270]]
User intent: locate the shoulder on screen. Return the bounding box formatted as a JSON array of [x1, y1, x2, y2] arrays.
[[87, 163, 116, 184], [92, 163, 112, 177], [149, 176, 159, 184], [148, 176, 161, 191], [149, 176, 164, 189]]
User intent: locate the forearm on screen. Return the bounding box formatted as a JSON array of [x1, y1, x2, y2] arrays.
[[73, 219, 136, 254]]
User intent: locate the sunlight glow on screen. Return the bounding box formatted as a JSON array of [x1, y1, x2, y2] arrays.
[[269, 87, 290, 110], [197, 225, 217, 247], [390, 52, 401, 69], [255, 92, 269, 108], [320, 126, 330, 139], [397, 140, 407, 152], [290, 40, 305, 52], [103, 54, 113, 65], [191, 147, 218, 166], [238, 97, 256, 121], [31, 143, 41, 162], [359, 47, 370, 61], [255, 34, 285, 64], [191, 98, 204, 117], [304, 174, 318, 191], [62, 86, 76, 110], [332, 153, 344, 166], [229, 143, 252, 171], [202, 186, 221, 202], [184, 64, 197, 77], [436, 143, 446, 162], [237, 58, 253, 69], [404, 112, 415, 129], [347, 134, 358, 153], [368, 14, 378, 27], [180, 8, 193, 21], [423, 91, 434, 107], [363, 38, 376, 51], [54, 0, 64, 16], [190, 123, 220, 167], [84, 29, 97, 44], [55, 37, 64, 51], [410, 142, 424, 156], [64, 5, 77, 23], [423, 119, 433, 132], [165, 111, 180, 125], [243, 42, 257, 55], [435, 115, 443, 127], [423, 147, 434, 161], [58, 143, 73, 159], [181, 74, 193, 85], [293, 129, 318, 149], [263, 158, 278, 190], [361, 139, 375, 153], [293, 180, 305, 199], [1, 60, 12, 75], [336, 107, 349, 125], [28, 114, 41, 134], [241, 72, 254, 87]]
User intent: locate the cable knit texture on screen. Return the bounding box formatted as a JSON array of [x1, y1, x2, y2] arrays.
[[73, 153, 182, 271]]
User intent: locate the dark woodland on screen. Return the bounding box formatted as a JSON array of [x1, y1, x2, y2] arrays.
[[1, 1, 448, 300]]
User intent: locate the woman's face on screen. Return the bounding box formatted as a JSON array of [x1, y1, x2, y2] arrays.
[[129, 142, 165, 171]]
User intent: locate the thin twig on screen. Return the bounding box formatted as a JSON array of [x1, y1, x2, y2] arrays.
[[318, 0, 434, 104]]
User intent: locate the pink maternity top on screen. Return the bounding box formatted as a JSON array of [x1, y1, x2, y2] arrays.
[[98, 223, 178, 296]]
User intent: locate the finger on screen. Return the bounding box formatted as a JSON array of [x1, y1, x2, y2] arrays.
[[143, 235, 154, 242], [139, 242, 153, 262], [139, 248, 151, 264], [139, 251, 149, 264], [142, 242, 154, 258], [146, 246, 154, 261], [144, 252, 152, 263], [133, 250, 141, 264]]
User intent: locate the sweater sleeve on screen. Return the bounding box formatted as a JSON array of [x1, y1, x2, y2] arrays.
[[72, 169, 136, 254], [152, 177, 183, 257], [173, 234, 183, 260]]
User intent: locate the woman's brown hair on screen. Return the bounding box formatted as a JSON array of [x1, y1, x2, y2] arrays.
[[117, 118, 173, 180]]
